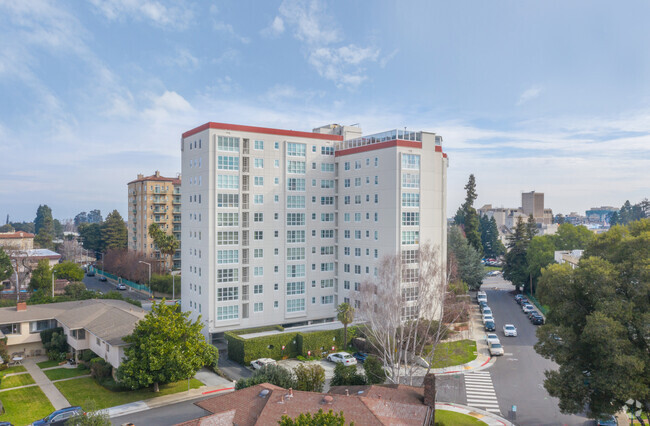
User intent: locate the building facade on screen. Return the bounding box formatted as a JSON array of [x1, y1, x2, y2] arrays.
[[127, 171, 182, 270], [181, 122, 447, 338]]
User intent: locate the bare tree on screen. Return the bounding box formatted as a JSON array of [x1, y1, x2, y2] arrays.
[[358, 243, 467, 385]]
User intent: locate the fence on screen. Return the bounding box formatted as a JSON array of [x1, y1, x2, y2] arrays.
[[91, 267, 152, 294], [524, 292, 547, 315]]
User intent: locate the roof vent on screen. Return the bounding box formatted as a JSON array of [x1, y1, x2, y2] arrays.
[[357, 390, 364, 394], [259, 389, 270, 398], [322, 396, 334, 405]]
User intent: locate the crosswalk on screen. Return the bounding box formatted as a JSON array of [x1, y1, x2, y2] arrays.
[[464, 371, 501, 414]]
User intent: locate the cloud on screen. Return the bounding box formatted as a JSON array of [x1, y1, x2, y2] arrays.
[[308, 45, 380, 87], [87, 0, 194, 29], [262, 16, 285, 37], [209, 5, 250, 43], [161, 48, 200, 70], [517, 85, 543, 106]]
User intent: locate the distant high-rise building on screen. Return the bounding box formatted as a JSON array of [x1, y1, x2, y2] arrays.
[[180, 122, 448, 339], [522, 191, 553, 225], [127, 171, 181, 270], [585, 206, 618, 223]]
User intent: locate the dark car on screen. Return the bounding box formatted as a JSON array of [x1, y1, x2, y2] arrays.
[[484, 321, 496, 332], [98, 276, 107, 282], [527, 310, 539, 320], [353, 352, 368, 363], [514, 294, 524, 302], [531, 316, 545, 325], [479, 301, 488, 309], [86, 271, 95, 277], [518, 297, 529, 306], [33, 406, 84, 426], [596, 415, 617, 426]]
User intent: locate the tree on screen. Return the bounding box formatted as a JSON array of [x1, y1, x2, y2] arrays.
[[553, 223, 594, 250], [148, 223, 180, 273], [279, 409, 349, 426], [447, 226, 484, 290], [53, 219, 64, 239], [534, 219, 649, 419], [88, 209, 103, 224], [102, 210, 127, 250], [0, 247, 13, 283], [117, 301, 218, 392], [294, 363, 325, 392], [34, 205, 54, 248], [10, 221, 35, 233], [460, 175, 482, 255], [503, 217, 533, 292], [363, 355, 386, 385], [78, 222, 104, 255], [235, 364, 296, 390], [53, 261, 84, 282], [479, 215, 505, 258], [336, 303, 354, 350], [0, 223, 14, 232], [74, 212, 88, 227], [29, 259, 52, 294], [65, 406, 110, 425], [330, 363, 366, 386], [525, 235, 555, 295]]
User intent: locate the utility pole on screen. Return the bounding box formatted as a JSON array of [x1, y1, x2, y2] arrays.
[[139, 261, 152, 294]]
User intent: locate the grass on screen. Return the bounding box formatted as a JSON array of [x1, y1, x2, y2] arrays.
[[37, 359, 62, 369], [55, 377, 204, 410], [0, 373, 35, 389], [428, 340, 478, 369], [435, 409, 484, 425], [1, 365, 27, 375], [44, 366, 90, 381], [484, 266, 502, 272], [0, 386, 55, 426]]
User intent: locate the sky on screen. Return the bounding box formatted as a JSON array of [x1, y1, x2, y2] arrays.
[[1, 0, 649, 222]]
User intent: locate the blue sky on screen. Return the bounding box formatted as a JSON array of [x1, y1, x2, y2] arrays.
[[1, 0, 649, 222]]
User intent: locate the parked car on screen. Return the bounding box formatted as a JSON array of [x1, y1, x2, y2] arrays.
[[86, 271, 95, 277], [327, 352, 357, 366], [485, 333, 500, 345], [531, 315, 545, 325], [482, 307, 493, 316], [116, 283, 127, 291], [484, 321, 496, 332], [527, 310, 539, 320], [503, 324, 517, 337], [33, 406, 84, 426], [250, 358, 277, 370], [98, 276, 107, 282], [482, 314, 495, 324], [522, 304, 534, 313], [479, 301, 488, 310], [596, 415, 617, 426], [488, 341, 504, 356], [477, 291, 487, 304], [352, 352, 368, 363], [517, 297, 529, 306], [514, 294, 524, 302]]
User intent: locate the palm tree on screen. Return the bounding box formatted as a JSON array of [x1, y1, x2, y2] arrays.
[[148, 224, 180, 273], [337, 303, 355, 350]]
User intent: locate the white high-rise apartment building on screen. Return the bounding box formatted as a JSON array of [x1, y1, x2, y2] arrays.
[[181, 122, 448, 339]]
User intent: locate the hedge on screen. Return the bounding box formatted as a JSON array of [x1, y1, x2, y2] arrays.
[[229, 325, 284, 336], [226, 327, 358, 365]]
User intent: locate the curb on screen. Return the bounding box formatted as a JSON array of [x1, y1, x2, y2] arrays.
[[436, 401, 514, 425]]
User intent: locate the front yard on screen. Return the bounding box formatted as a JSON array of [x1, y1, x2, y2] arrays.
[[44, 366, 90, 381], [37, 359, 62, 369], [0, 373, 35, 390], [55, 377, 204, 410], [0, 386, 55, 426], [429, 339, 478, 369]]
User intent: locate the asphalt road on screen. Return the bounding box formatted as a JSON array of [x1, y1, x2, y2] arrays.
[[82, 275, 151, 302], [110, 395, 212, 426], [484, 287, 592, 425]]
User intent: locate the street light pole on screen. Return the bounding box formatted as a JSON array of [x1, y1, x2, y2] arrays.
[[170, 270, 180, 301], [139, 261, 152, 294]]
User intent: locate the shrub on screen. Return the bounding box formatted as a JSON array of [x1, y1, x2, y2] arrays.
[[294, 364, 325, 392], [64, 282, 90, 299], [42, 328, 68, 359], [363, 355, 387, 384], [226, 332, 299, 364], [89, 357, 112, 379], [81, 350, 98, 363], [149, 274, 181, 295], [330, 363, 366, 387], [235, 364, 296, 390], [47, 350, 66, 362]]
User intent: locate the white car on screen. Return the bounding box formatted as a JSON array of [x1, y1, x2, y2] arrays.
[[327, 352, 357, 366], [488, 341, 504, 356], [482, 307, 493, 316], [522, 304, 534, 313], [116, 283, 127, 291], [503, 324, 517, 337], [250, 358, 277, 370], [482, 314, 495, 324], [486, 333, 500, 345]]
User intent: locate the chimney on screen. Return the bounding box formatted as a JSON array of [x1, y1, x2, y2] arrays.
[[423, 373, 436, 425], [137, 174, 143, 179], [345, 389, 349, 397], [154, 170, 160, 177], [16, 302, 27, 312]]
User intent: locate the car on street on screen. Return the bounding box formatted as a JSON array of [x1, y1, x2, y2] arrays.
[[33, 406, 84, 426], [327, 352, 357, 366], [98, 276, 107, 282], [250, 358, 277, 370], [531, 315, 545, 325], [482, 313, 495, 324], [487, 341, 504, 356], [482, 307, 493, 316], [503, 324, 517, 337], [479, 301, 488, 309], [352, 352, 368, 363], [486, 333, 500, 345], [486, 270, 501, 277], [514, 294, 524, 302], [484, 321, 496, 332], [517, 297, 529, 306], [116, 283, 127, 291], [522, 304, 534, 313], [86, 271, 95, 277], [527, 310, 539, 320], [596, 415, 617, 426]]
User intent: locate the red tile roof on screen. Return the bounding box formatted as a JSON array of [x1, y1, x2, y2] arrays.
[[127, 174, 181, 185], [0, 231, 35, 239], [182, 122, 344, 141]]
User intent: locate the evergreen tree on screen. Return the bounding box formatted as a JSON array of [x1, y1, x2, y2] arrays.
[[447, 226, 484, 290], [0, 247, 13, 282], [74, 212, 88, 227], [503, 217, 532, 292], [88, 209, 103, 224], [461, 175, 482, 255], [29, 259, 52, 294], [102, 210, 127, 250], [34, 205, 54, 248], [479, 215, 505, 257]]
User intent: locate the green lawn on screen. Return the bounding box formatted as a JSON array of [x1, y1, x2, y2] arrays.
[[44, 366, 90, 381], [1, 365, 27, 375], [435, 409, 484, 425], [484, 266, 502, 272], [37, 359, 62, 369], [429, 340, 478, 369], [55, 377, 204, 410], [0, 386, 55, 426], [0, 373, 35, 389]]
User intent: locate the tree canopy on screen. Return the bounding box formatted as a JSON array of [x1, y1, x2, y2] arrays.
[[103, 210, 127, 250], [608, 199, 648, 226], [534, 219, 650, 418], [459, 175, 482, 255], [479, 215, 505, 258], [78, 222, 104, 255], [148, 223, 180, 272], [117, 301, 218, 391], [34, 204, 54, 248], [0, 247, 13, 282], [53, 261, 84, 282], [235, 364, 296, 390], [503, 217, 533, 292], [279, 409, 350, 426], [29, 259, 52, 294], [447, 226, 484, 290]]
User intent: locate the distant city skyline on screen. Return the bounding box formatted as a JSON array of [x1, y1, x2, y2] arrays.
[[1, 1, 649, 221]]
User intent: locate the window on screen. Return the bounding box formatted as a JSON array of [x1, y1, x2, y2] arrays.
[[217, 250, 238, 264], [287, 160, 306, 174], [402, 249, 419, 264], [355, 230, 361, 239], [402, 154, 421, 169], [344, 280, 350, 290], [274, 177, 279, 184], [286, 281, 305, 295], [254, 302, 263, 312], [274, 301, 279, 308], [287, 298, 305, 312], [254, 158, 264, 168], [354, 282, 361, 291], [254, 140, 264, 150], [275, 141, 279, 149], [354, 265, 361, 274], [287, 142, 306, 157], [344, 264, 350, 272], [355, 177, 361, 187], [354, 213, 361, 222], [403, 268, 419, 283], [344, 247, 350, 255], [287, 247, 305, 260], [321, 279, 334, 288], [320, 262, 334, 271], [217, 287, 238, 301], [402, 305, 418, 320], [354, 248, 361, 256], [402, 193, 420, 207], [321, 213, 334, 222], [355, 195, 361, 204], [344, 213, 350, 222], [254, 284, 264, 294], [254, 195, 264, 204], [321, 230, 334, 238], [287, 264, 305, 278], [217, 175, 239, 189], [355, 160, 361, 169], [374, 194, 379, 203], [29, 319, 56, 333], [217, 136, 239, 151], [254, 176, 264, 186], [287, 196, 305, 209], [321, 146, 335, 155], [217, 231, 238, 245], [217, 269, 238, 283], [274, 160, 280, 167], [344, 178, 350, 187], [402, 212, 420, 226], [401, 231, 420, 245], [321, 246, 334, 255], [321, 163, 334, 172], [321, 179, 334, 188], [344, 230, 350, 239], [374, 157, 378, 166], [344, 162, 350, 170], [321, 196, 334, 205], [218, 156, 239, 170], [254, 231, 264, 240], [217, 213, 238, 227], [254, 267, 263, 276], [344, 196, 350, 205], [287, 213, 305, 226], [274, 283, 279, 290], [217, 305, 238, 320], [254, 248, 264, 258], [402, 173, 420, 188], [217, 193, 239, 208], [321, 295, 334, 304], [287, 178, 305, 191], [287, 230, 305, 243], [254, 213, 264, 222]]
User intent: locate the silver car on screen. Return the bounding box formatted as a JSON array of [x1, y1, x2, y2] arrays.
[[503, 324, 517, 337], [488, 341, 504, 356]]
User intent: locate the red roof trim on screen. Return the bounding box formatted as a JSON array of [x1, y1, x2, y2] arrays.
[[335, 140, 422, 157], [0, 232, 35, 239], [182, 122, 344, 141], [434, 145, 442, 152], [443, 153, 448, 158], [127, 176, 181, 185]]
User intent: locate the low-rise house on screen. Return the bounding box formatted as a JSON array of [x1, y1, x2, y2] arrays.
[[0, 299, 146, 368], [1, 248, 61, 294], [554, 250, 584, 269], [0, 231, 35, 251]]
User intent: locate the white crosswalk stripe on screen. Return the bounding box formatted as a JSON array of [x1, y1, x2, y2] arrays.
[[464, 371, 501, 414]]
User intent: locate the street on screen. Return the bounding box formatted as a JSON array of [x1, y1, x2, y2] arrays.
[[110, 395, 212, 426], [82, 275, 151, 302]]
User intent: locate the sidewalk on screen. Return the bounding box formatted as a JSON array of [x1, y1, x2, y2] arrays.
[[436, 402, 514, 426], [22, 357, 71, 410]]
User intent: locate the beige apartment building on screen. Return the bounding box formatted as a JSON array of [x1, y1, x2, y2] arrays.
[[127, 171, 182, 271]]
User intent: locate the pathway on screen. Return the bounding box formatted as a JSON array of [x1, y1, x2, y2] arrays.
[[22, 358, 71, 409]]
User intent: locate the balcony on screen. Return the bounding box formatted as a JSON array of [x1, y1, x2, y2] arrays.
[[173, 197, 181, 205], [173, 216, 181, 223], [152, 197, 167, 204]]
